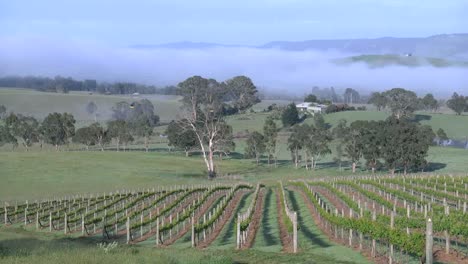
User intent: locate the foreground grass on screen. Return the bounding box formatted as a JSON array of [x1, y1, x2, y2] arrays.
[[0, 226, 367, 264]]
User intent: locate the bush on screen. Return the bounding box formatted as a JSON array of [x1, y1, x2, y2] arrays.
[[325, 104, 356, 114]]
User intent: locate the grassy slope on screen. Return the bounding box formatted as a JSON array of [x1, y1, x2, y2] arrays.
[[0, 88, 181, 123], [0, 151, 256, 201], [333, 54, 468, 68], [1, 145, 468, 201]]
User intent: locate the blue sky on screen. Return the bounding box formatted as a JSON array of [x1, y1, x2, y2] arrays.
[[1, 0, 467, 45]]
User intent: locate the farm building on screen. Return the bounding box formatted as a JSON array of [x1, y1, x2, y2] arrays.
[[296, 102, 327, 115]]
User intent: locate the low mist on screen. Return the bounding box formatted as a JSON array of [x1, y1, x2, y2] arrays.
[[0, 37, 467, 98]]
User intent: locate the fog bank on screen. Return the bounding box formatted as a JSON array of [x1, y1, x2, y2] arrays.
[[0, 37, 466, 97]]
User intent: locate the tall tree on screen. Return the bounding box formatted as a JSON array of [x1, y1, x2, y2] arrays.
[[213, 122, 235, 159], [89, 123, 110, 151], [359, 121, 384, 173], [112, 99, 159, 151], [245, 131, 266, 165], [330, 87, 339, 103], [73, 126, 96, 150], [224, 76, 260, 112], [86, 101, 98, 122], [446, 92, 466, 115], [281, 103, 299, 127], [368, 92, 387, 111], [112, 101, 131, 120], [305, 115, 332, 169], [41, 113, 76, 150], [287, 125, 306, 168], [421, 93, 439, 112], [107, 120, 133, 152], [263, 116, 278, 166], [343, 121, 365, 173], [166, 120, 198, 156], [332, 119, 348, 171], [383, 88, 418, 119], [0, 105, 6, 119], [380, 117, 434, 174], [344, 88, 360, 104], [304, 94, 318, 103], [5, 113, 40, 151], [0, 123, 17, 148], [177, 76, 231, 179], [436, 128, 448, 146]]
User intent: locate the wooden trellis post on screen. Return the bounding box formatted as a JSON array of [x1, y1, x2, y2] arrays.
[[64, 213, 68, 234], [191, 216, 195, 247], [292, 211, 297, 253], [389, 212, 394, 264], [426, 218, 433, 264], [236, 214, 241, 249], [372, 210, 376, 258], [156, 217, 160, 246], [444, 206, 450, 254], [126, 217, 130, 244]]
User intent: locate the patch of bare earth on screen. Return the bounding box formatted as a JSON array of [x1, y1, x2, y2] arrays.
[[433, 246, 468, 263], [275, 187, 293, 253]]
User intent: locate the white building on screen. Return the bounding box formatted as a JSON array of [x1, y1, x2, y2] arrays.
[[296, 102, 327, 115]]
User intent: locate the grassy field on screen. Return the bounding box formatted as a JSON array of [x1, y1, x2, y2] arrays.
[[1, 146, 467, 202]]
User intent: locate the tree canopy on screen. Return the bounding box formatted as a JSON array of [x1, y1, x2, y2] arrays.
[[41, 113, 76, 150], [166, 120, 198, 156], [281, 103, 300, 127], [383, 88, 418, 119], [244, 131, 266, 164], [263, 116, 278, 166], [304, 94, 318, 103], [224, 76, 260, 112], [447, 92, 467, 115], [368, 92, 387, 111]]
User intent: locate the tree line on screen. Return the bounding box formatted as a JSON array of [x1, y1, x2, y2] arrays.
[[0, 76, 178, 95], [243, 110, 439, 175], [240, 88, 450, 175], [0, 99, 160, 152], [369, 89, 468, 115]]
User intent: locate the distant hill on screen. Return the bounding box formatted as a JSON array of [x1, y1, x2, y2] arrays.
[[132, 34, 468, 60], [333, 54, 468, 68], [260, 34, 468, 60]]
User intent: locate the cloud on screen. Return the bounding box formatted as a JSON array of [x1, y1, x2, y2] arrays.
[[0, 36, 466, 98]]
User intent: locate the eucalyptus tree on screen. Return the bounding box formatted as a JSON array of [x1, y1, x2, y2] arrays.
[[263, 116, 278, 166], [41, 112, 75, 151], [176, 76, 234, 179], [245, 131, 266, 165]]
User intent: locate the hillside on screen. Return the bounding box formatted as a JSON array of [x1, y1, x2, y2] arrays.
[[333, 54, 468, 68], [261, 34, 468, 59]]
